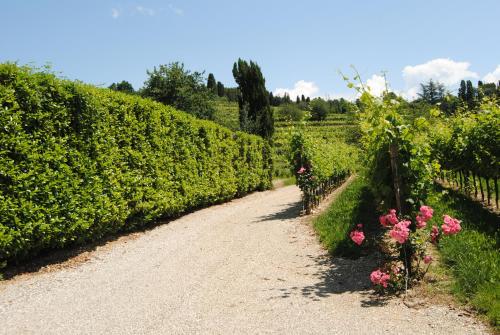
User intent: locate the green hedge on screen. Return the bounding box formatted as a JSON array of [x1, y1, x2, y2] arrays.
[[0, 63, 272, 266]]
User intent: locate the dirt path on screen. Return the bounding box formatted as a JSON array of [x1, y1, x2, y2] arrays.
[[0, 184, 488, 334]]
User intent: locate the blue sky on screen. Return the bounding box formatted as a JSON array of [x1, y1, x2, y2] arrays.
[[2, 0, 499, 99]]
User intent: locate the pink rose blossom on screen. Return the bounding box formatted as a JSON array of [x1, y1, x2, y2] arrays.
[[350, 230, 365, 246], [423, 255, 433, 264], [419, 205, 434, 221], [357, 223, 363, 229], [389, 220, 411, 244], [416, 215, 427, 229], [442, 215, 461, 235], [379, 209, 398, 227], [387, 209, 399, 225], [297, 167, 306, 174], [430, 225, 440, 243], [370, 269, 391, 288]]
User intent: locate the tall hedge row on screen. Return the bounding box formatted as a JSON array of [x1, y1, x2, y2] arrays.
[[0, 64, 272, 266]]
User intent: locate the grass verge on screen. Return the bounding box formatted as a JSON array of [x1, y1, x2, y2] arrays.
[[313, 175, 379, 257], [426, 185, 500, 329]]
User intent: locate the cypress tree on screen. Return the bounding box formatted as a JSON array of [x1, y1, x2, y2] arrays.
[[269, 91, 275, 106], [207, 73, 217, 94], [296, 96, 300, 104], [458, 80, 467, 102], [477, 80, 484, 102], [232, 59, 274, 139], [465, 80, 475, 109], [216, 81, 224, 97], [301, 94, 305, 102]]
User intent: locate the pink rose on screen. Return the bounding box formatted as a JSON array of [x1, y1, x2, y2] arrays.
[[370, 269, 391, 288], [297, 167, 306, 174], [350, 230, 365, 246], [389, 220, 410, 244], [416, 215, 427, 229], [379, 209, 398, 227], [442, 215, 461, 235], [423, 255, 433, 264], [419, 205, 434, 221], [387, 209, 399, 225]]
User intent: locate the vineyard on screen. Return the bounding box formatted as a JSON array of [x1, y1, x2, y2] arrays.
[[2, 2, 499, 334], [273, 113, 359, 178], [350, 89, 500, 328], [431, 103, 500, 208]]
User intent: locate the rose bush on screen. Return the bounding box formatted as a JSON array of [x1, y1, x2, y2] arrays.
[[350, 205, 461, 290]]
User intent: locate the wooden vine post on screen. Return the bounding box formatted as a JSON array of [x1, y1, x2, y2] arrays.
[[389, 142, 412, 278], [389, 143, 402, 215]]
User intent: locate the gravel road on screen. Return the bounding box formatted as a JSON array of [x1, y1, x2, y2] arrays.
[[0, 184, 489, 334]]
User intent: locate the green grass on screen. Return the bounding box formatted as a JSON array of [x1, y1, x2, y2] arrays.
[[281, 176, 296, 186], [312, 175, 379, 257], [426, 186, 500, 329]]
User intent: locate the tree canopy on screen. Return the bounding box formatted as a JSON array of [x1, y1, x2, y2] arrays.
[[232, 58, 274, 139], [141, 62, 215, 120], [109, 80, 135, 94]]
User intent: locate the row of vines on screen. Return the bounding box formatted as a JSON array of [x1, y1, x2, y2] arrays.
[[0, 63, 272, 268], [431, 103, 499, 208], [289, 132, 358, 213], [352, 82, 499, 327]]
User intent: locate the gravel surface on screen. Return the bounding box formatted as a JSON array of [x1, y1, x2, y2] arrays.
[[0, 184, 489, 334]]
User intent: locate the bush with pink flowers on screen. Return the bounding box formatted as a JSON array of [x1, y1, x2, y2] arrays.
[[350, 204, 462, 291]]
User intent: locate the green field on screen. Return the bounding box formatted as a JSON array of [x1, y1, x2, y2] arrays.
[[212, 100, 359, 178]]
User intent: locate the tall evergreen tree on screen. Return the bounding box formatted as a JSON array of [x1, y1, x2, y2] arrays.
[[207, 73, 217, 94], [296, 96, 300, 104], [477, 80, 484, 102], [216, 81, 224, 97], [301, 94, 305, 102], [458, 80, 467, 102], [465, 80, 476, 109], [282, 93, 291, 104], [269, 91, 275, 106], [232, 59, 274, 139], [418, 79, 445, 104]]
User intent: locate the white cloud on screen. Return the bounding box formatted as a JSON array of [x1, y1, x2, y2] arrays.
[[274, 80, 319, 99], [111, 8, 120, 19], [402, 58, 478, 99], [136, 5, 155, 16], [168, 4, 184, 16], [483, 65, 500, 83], [365, 74, 387, 97]]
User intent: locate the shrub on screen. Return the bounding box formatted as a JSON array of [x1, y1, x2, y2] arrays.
[[0, 63, 272, 267], [277, 103, 305, 122]]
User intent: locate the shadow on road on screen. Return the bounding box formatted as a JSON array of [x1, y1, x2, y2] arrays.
[[257, 201, 303, 222], [268, 252, 390, 307]]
